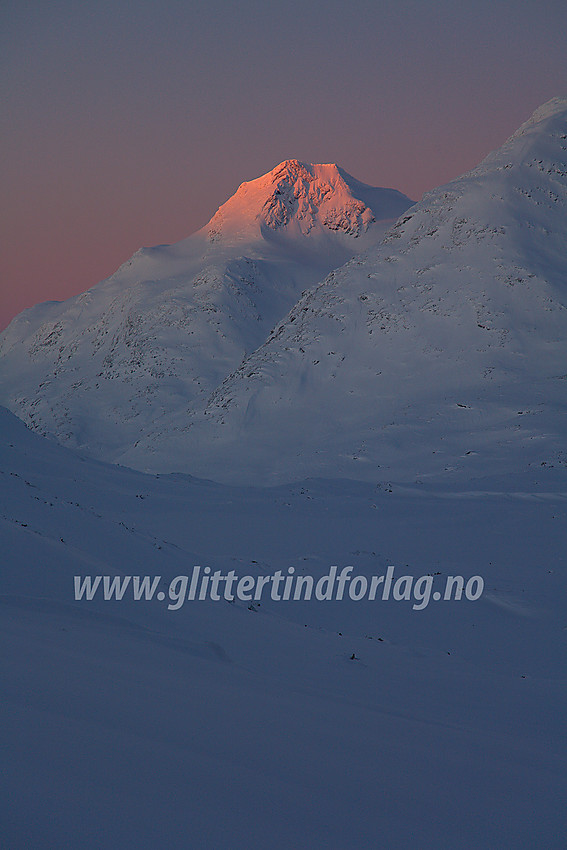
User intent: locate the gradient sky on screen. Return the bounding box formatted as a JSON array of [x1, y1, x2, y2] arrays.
[[2, 0, 566, 329]]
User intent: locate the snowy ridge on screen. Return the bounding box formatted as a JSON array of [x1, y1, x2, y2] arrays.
[[0, 162, 413, 458]]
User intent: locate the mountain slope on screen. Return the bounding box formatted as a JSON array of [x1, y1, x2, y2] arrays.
[[0, 162, 412, 459], [124, 98, 567, 484]]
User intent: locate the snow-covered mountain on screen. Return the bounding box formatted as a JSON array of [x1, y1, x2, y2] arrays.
[[2, 104, 567, 850], [0, 161, 412, 458], [122, 98, 567, 485], [2, 100, 566, 488]]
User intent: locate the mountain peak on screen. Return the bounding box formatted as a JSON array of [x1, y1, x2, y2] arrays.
[[205, 160, 413, 243], [466, 96, 567, 179], [523, 95, 567, 125]]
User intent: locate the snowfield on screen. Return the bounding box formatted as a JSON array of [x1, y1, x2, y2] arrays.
[[1, 407, 566, 849], [1, 99, 566, 849]]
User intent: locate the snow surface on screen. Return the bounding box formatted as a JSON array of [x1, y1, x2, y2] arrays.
[[1, 406, 566, 848]]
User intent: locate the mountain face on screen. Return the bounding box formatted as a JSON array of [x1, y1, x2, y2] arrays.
[[120, 98, 567, 485], [0, 162, 412, 458]]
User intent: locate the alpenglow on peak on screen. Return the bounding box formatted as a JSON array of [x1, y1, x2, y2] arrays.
[[205, 159, 413, 242]]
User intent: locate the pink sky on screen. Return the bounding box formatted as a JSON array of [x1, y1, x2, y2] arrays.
[[2, 0, 566, 329]]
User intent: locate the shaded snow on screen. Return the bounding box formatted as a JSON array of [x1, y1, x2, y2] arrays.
[[1, 407, 566, 849]]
